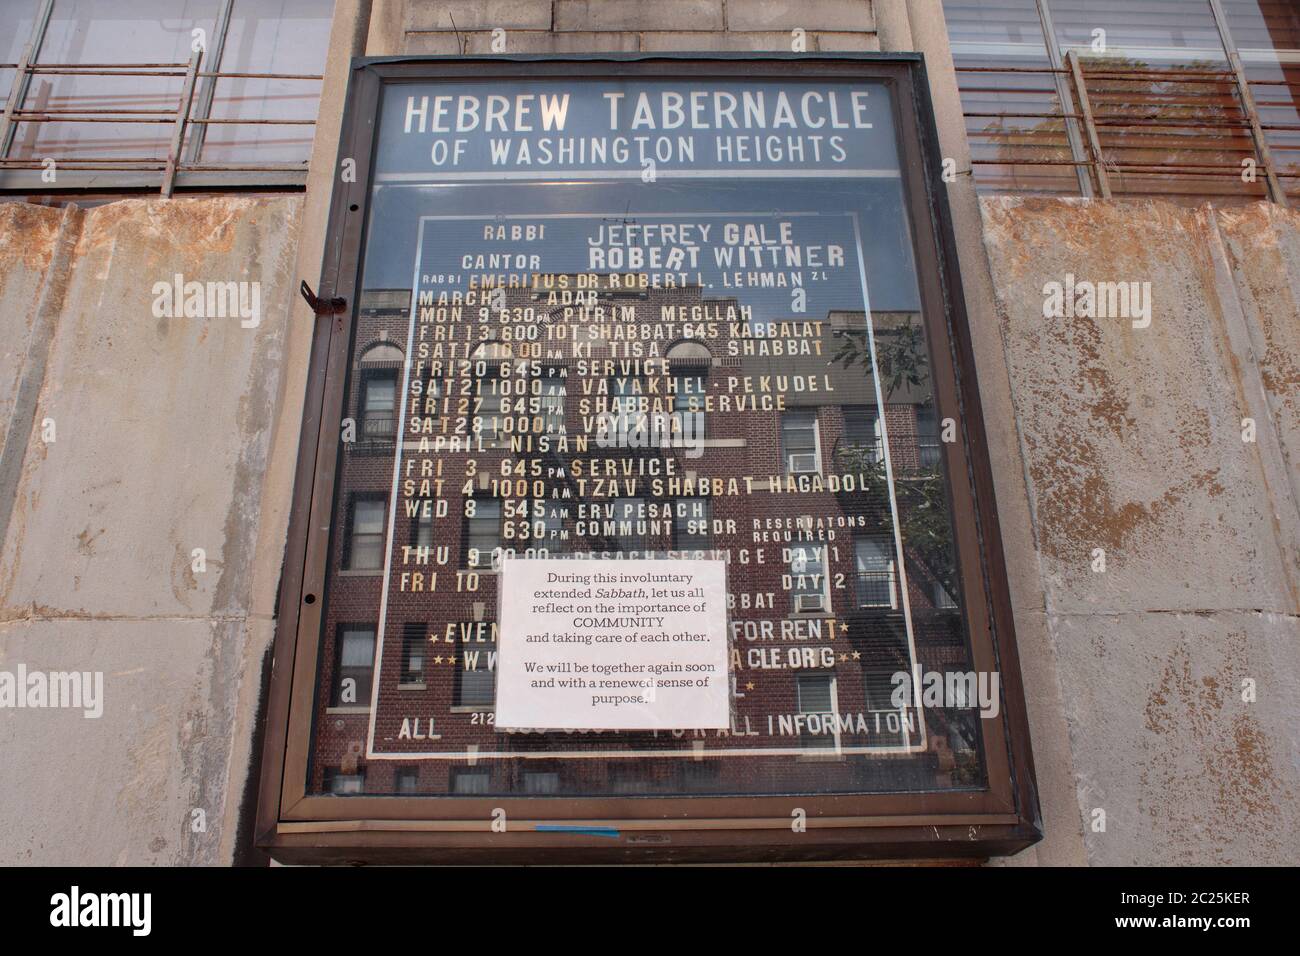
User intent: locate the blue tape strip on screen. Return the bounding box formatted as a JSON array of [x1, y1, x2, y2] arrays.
[[535, 825, 621, 838]]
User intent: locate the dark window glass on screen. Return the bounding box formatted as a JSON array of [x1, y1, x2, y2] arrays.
[[916, 406, 941, 468], [796, 675, 836, 750], [450, 769, 490, 795], [347, 496, 386, 570], [323, 768, 365, 794], [842, 405, 883, 464], [400, 622, 426, 684], [465, 499, 500, 569], [781, 410, 820, 474], [395, 767, 420, 794], [454, 632, 496, 708], [854, 537, 899, 610], [332, 626, 375, 706], [673, 498, 711, 552], [361, 372, 397, 440]]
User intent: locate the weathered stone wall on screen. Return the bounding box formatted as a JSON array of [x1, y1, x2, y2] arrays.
[[366, 0, 878, 54], [0, 197, 303, 865], [979, 197, 1300, 865]]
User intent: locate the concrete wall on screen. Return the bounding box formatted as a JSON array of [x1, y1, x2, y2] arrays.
[[978, 198, 1300, 865], [367, 0, 878, 53], [0, 197, 302, 865]]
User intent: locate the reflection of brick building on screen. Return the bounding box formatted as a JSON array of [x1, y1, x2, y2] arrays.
[[311, 279, 982, 798]]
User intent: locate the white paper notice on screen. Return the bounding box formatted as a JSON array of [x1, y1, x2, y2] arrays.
[[495, 557, 731, 730]]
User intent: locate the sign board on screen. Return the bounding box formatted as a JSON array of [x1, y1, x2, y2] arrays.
[[258, 58, 1042, 864], [495, 558, 730, 730]]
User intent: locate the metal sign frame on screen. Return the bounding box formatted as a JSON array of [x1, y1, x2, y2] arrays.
[[255, 53, 1042, 865]]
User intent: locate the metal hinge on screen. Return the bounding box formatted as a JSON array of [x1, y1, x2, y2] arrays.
[[299, 280, 347, 316]]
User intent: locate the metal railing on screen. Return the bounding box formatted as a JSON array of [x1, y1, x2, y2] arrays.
[[0, 49, 322, 193], [949, 0, 1296, 205], [854, 570, 898, 610], [360, 412, 398, 440], [957, 56, 1294, 205]]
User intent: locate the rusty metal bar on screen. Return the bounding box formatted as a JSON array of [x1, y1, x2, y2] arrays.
[[1090, 117, 1253, 128], [198, 71, 325, 80], [954, 66, 1068, 74], [0, 156, 166, 164], [162, 50, 202, 198], [183, 162, 311, 171], [969, 158, 1092, 166], [189, 117, 317, 125], [26, 61, 189, 68], [1065, 51, 1111, 199], [23, 68, 189, 77], [1, 0, 52, 160], [12, 115, 176, 123], [0, 41, 34, 159], [185, 0, 232, 166], [1034, 0, 1093, 197], [963, 111, 1084, 119], [14, 107, 175, 114], [1208, 0, 1287, 206]]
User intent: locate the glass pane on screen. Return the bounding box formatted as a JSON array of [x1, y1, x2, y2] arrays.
[[1047, 0, 1227, 57], [353, 498, 384, 534], [0, 0, 41, 116], [943, 0, 1079, 193], [1227, 2, 1300, 200], [340, 629, 375, 667], [199, 0, 333, 166], [10, 0, 219, 163], [306, 75, 987, 798]]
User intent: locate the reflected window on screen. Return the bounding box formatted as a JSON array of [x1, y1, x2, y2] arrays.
[[454, 632, 496, 708], [790, 544, 829, 614], [536, 502, 568, 555], [611, 497, 646, 554], [916, 406, 941, 468], [523, 771, 561, 795], [673, 498, 711, 551], [465, 499, 500, 569], [323, 768, 365, 794], [400, 622, 426, 684], [470, 342, 511, 445], [781, 409, 821, 474], [412, 502, 434, 550], [346, 496, 386, 570], [332, 626, 375, 706], [855, 537, 898, 610], [539, 369, 566, 434], [360, 372, 397, 440], [609, 375, 643, 435], [668, 340, 710, 441], [843, 405, 883, 464], [451, 769, 490, 795], [797, 674, 836, 750]]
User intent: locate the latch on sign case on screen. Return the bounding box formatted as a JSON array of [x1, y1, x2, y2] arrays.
[[299, 280, 347, 316]]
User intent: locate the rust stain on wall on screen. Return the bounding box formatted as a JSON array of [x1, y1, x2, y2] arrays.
[[1139, 637, 1280, 862]]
